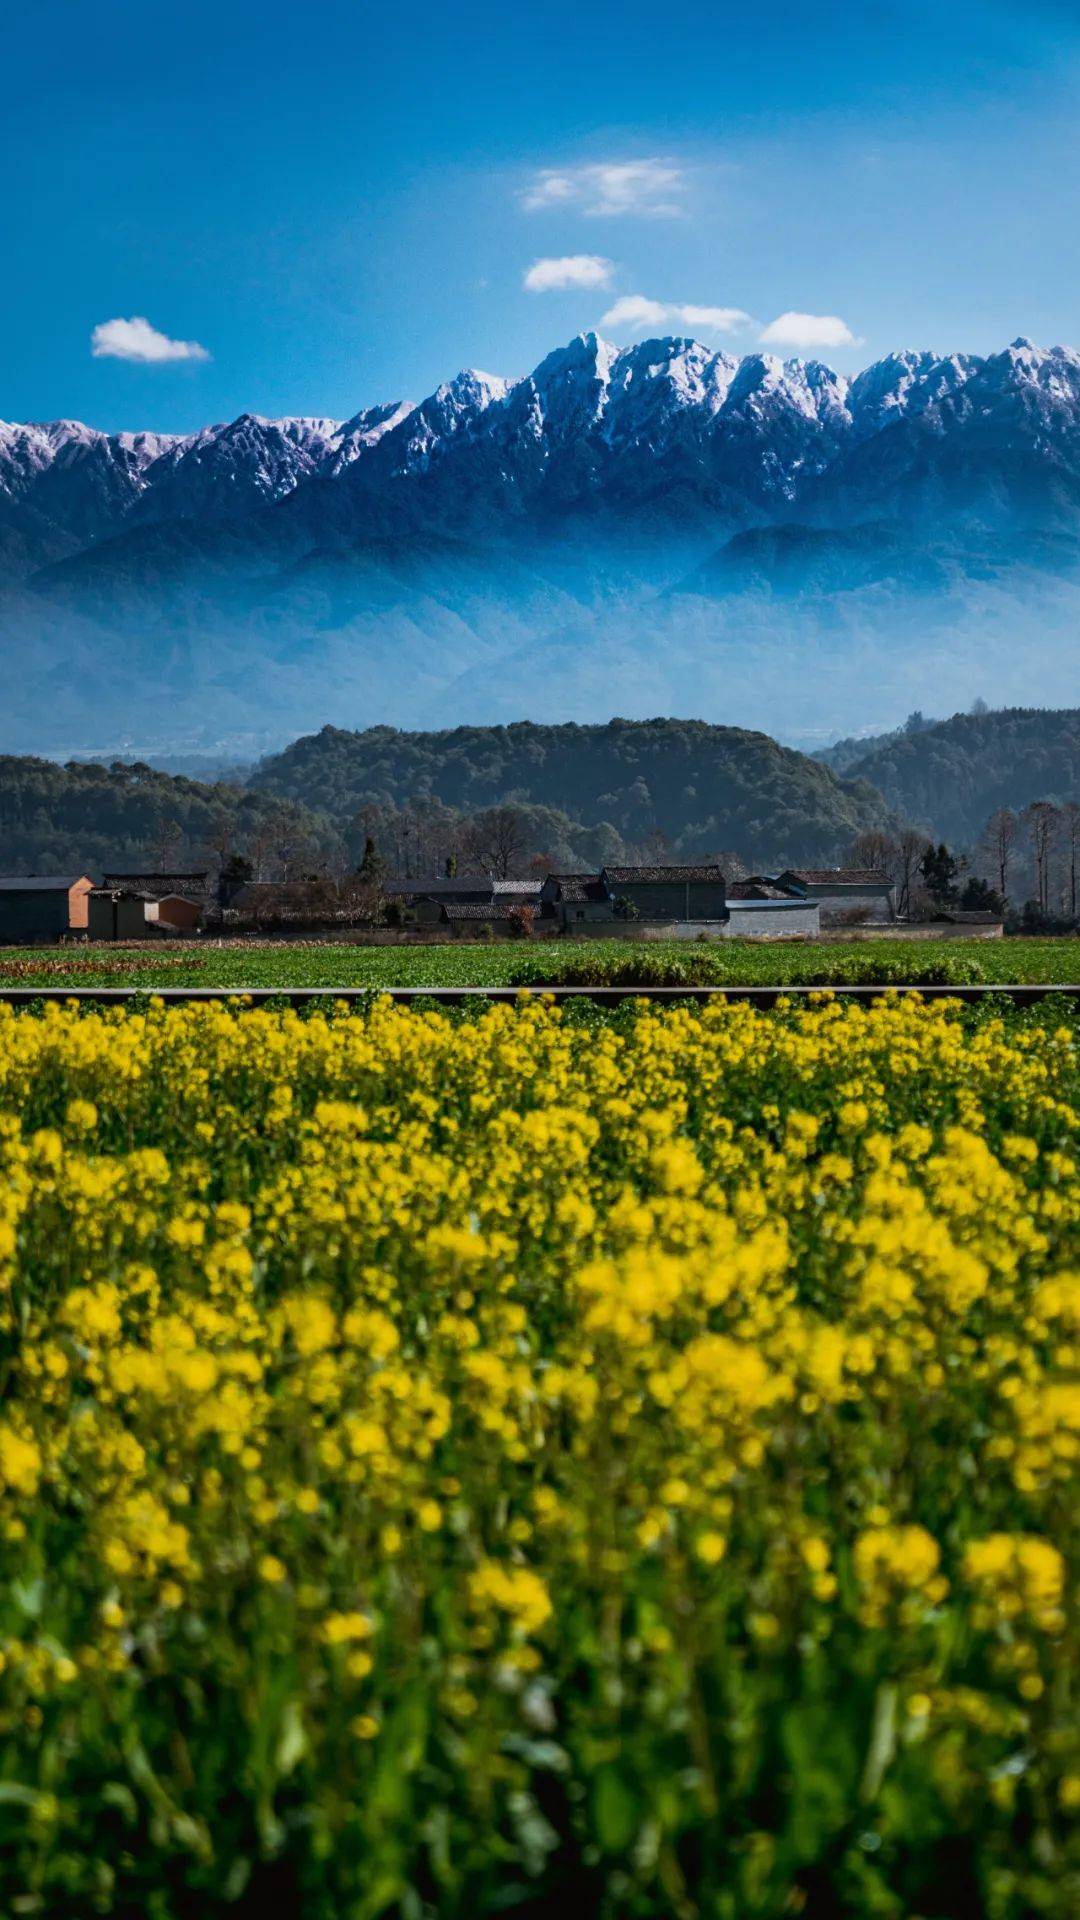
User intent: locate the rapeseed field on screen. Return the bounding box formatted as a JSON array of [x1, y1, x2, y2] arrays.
[[0, 995, 1077, 1916]]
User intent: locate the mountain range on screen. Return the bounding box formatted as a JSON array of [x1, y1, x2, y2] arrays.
[[3, 333, 1080, 755]]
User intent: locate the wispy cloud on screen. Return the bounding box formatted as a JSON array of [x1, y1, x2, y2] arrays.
[[758, 311, 861, 350], [523, 159, 688, 219], [523, 255, 615, 293], [90, 316, 210, 364], [600, 294, 751, 335]]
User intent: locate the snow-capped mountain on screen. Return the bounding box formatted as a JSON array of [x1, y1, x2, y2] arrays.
[[3, 333, 1080, 755], [7, 332, 1080, 568]]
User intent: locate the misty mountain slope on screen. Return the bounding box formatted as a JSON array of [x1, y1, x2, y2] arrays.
[[5, 332, 1080, 753], [846, 707, 1080, 841]]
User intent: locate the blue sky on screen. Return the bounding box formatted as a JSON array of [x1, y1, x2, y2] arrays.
[[5, 0, 1080, 432]]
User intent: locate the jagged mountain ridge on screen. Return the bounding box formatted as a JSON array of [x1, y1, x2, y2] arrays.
[[6, 333, 1080, 570], [4, 332, 1080, 756]]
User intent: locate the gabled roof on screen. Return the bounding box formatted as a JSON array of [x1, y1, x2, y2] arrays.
[[0, 874, 93, 892], [602, 864, 725, 886], [546, 873, 607, 903], [492, 879, 542, 896], [729, 880, 800, 900], [89, 888, 158, 902], [103, 871, 211, 898], [779, 868, 891, 887], [440, 902, 511, 921]]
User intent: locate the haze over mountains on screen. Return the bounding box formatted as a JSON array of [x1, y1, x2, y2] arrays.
[[3, 333, 1080, 756]]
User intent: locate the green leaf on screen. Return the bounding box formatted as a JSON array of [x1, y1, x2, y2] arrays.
[[592, 1764, 641, 1853], [275, 1697, 307, 1778]]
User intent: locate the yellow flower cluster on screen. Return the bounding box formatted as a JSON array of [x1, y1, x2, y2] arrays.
[[0, 993, 1076, 1916]]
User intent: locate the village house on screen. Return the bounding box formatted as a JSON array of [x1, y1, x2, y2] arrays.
[[540, 873, 615, 929], [101, 872, 209, 932], [88, 889, 161, 940], [599, 864, 727, 922], [492, 879, 543, 907], [542, 864, 729, 929], [767, 867, 897, 926], [90, 887, 204, 937], [383, 876, 497, 924], [438, 902, 517, 937], [0, 875, 95, 943]]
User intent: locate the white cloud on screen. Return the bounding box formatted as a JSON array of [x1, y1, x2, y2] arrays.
[[758, 311, 860, 350], [600, 295, 671, 330], [677, 304, 753, 332], [600, 294, 751, 336], [90, 316, 210, 364], [523, 255, 614, 293], [523, 158, 688, 218]]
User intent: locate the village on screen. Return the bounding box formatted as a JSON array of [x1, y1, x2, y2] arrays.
[[0, 860, 1005, 945]]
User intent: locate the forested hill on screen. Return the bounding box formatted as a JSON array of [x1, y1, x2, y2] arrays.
[[250, 719, 893, 866], [0, 758, 341, 876], [846, 708, 1080, 842]]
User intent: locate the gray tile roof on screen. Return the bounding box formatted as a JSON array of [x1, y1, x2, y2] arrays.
[[780, 868, 891, 887], [602, 864, 725, 886], [0, 875, 92, 892], [103, 871, 211, 899], [440, 902, 513, 922]]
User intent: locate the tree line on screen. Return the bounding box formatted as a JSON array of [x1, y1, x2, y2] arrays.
[[847, 798, 1080, 927]]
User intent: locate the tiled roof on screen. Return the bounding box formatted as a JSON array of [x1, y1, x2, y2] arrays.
[[492, 879, 542, 896], [781, 869, 890, 887], [602, 865, 725, 885], [103, 871, 210, 897], [89, 888, 158, 902], [548, 873, 606, 903], [729, 880, 796, 901], [440, 902, 512, 922], [0, 875, 92, 892], [727, 897, 816, 911]]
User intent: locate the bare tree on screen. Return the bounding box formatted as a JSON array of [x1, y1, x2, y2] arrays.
[[712, 848, 748, 882], [470, 806, 528, 879], [151, 813, 183, 872], [895, 829, 929, 919], [203, 814, 235, 877], [1023, 801, 1060, 915], [1061, 802, 1080, 922], [980, 808, 1018, 909], [845, 829, 896, 876]]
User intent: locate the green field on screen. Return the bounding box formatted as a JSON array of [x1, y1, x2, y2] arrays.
[[0, 936, 1077, 989]]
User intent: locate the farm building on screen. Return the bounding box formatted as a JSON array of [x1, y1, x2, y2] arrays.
[[769, 868, 897, 926], [493, 879, 543, 905], [600, 865, 727, 923], [438, 903, 516, 937], [88, 890, 160, 940], [540, 873, 614, 928], [103, 871, 211, 902], [0, 876, 95, 943], [88, 889, 204, 938], [724, 898, 821, 938], [384, 876, 497, 925]]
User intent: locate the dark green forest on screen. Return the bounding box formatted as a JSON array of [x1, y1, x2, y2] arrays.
[[0, 757, 341, 876], [2, 709, 1078, 879], [846, 708, 1080, 842], [249, 719, 894, 865]]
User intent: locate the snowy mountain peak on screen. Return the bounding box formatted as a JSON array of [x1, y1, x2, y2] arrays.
[[438, 368, 514, 410], [7, 333, 1080, 568]]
